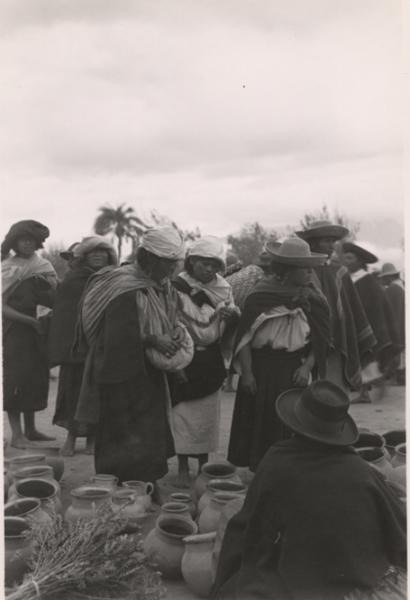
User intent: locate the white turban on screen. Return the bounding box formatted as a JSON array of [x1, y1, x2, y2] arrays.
[[141, 227, 185, 259], [187, 236, 226, 269]]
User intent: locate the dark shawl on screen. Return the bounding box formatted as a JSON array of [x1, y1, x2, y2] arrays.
[[212, 436, 407, 600], [48, 265, 94, 366], [312, 264, 376, 388], [236, 277, 331, 378], [384, 282, 405, 348]]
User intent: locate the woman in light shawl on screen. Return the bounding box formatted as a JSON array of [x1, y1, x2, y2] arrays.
[[48, 236, 117, 456], [2, 220, 57, 448], [168, 236, 240, 487], [75, 227, 187, 500]]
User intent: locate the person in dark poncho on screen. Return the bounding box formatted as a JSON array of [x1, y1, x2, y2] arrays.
[[213, 380, 407, 600], [48, 236, 117, 456], [296, 220, 376, 391], [227, 238, 331, 472], [341, 243, 402, 402], [378, 263, 405, 385], [2, 220, 58, 448]]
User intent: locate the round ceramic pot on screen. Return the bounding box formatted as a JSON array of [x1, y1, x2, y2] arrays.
[[212, 496, 245, 581], [4, 497, 52, 526], [194, 462, 241, 501], [389, 465, 406, 497], [182, 532, 217, 598], [199, 492, 241, 534], [8, 465, 60, 500], [89, 473, 119, 492], [357, 448, 395, 482], [353, 432, 389, 460], [391, 443, 406, 468], [4, 516, 32, 587], [382, 430, 406, 459], [39, 446, 65, 481], [64, 486, 112, 524], [8, 454, 47, 476], [170, 492, 197, 520], [16, 478, 62, 516], [144, 517, 198, 580], [159, 502, 195, 526], [112, 489, 147, 532], [198, 479, 247, 515], [123, 480, 154, 511]]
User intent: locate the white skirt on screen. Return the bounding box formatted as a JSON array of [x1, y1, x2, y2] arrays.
[[171, 389, 221, 454]]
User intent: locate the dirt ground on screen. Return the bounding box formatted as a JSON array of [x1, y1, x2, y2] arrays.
[[3, 376, 406, 599]]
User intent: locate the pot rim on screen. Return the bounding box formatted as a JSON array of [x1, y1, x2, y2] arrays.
[[91, 473, 119, 482], [207, 478, 246, 491], [4, 497, 41, 517], [162, 501, 191, 513], [13, 465, 54, 478], [201, 461, 236, 477], [9, 454, 46, 464], [183, 531, 216, 544], [16, 478, 57, 499], [396, 443, 406, 455], [157, 516, 198, 539], [70, 486, 112, 499], [4, 516, 31, 539]]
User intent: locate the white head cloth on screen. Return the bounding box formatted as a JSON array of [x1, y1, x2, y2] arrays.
[[141, 227, 185, 259], [187, 236, 226, 268], [73, 236, 118, 264]]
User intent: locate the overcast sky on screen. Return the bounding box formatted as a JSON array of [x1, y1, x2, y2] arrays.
[[0, 0, 406, 265]]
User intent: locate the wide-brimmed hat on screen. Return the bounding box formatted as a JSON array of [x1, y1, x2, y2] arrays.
[[378, 262, 400, 278], [265, 237, 327, 268], [296, 220, 349, 241], [342, 242, 378, 265], [60, 242, 80, 261], [276, 380, 359, 446]]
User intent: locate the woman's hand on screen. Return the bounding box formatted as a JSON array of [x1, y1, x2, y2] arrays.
[[241, 372, 257, 395], [172, 326, 186, 346], [150, 334, 181, 357], [292, 364, 311, 387]]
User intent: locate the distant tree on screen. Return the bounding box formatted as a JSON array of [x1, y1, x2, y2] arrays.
[[298, 203, 360, 240], [41, 244, 70, 281], [93, 203, 148, 260], [227, 222, 278, 266]]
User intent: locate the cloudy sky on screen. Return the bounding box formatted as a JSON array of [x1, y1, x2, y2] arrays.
[[0, 0, 406, 265]]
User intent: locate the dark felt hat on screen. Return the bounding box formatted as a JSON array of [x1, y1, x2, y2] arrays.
[[59, 242, 80, 261], [296, 220, 349, 241], [265, 238, 327, 268], [342, 242, 378, 265], [1, 220, 50, 256], [276, 380, 359, 447], [378, 262, 400, 277]]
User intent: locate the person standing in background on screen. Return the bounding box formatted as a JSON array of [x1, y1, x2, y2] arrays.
[[379, 263, 405, 386]]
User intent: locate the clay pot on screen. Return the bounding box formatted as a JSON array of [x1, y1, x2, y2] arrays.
[[123, 480, 154, 511], [144, 516, 198, 580], [357, 448, 395, 482], [16, 478, 62, 516], [39, 446, 65, 481], [354, 432, 389, 459], [194, 462, 241, 501], [212, 496, 245, 580], [8, 454, 46, 475], [5, 497, 52, 525], [8, 465, 60, 500], [382, 430, 406, 459], [182, 532, 217, 598], [389, 465, 406, 497], [199, 492, 241, 534], [112, 489, 147, 532], [89, 474, 119, 492], [4, 517, 32, 587], [391, 443, 406, 468], [159, 502, 196, 526], [64, 486, 112, 524], [198, 479, 247, 515], [170, 492, 197, 520]]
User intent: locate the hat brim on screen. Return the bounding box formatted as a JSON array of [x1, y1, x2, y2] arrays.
[[378, 270, 399, 278], [296, 225, 349, 241], [266, 249, 327, 268], [276, 388, 359, 447], [342, 243, 378, 265]]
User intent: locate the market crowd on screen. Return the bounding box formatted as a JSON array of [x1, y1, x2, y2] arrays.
[[2, 218, 407, 600]]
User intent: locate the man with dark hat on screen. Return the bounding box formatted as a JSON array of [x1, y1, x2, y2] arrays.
[[296, 220, 376, 391], [378, 263, 405, 385], [341, 243, 402, 401], [59, 242, 80, 270], [213, 380, 407, 600]]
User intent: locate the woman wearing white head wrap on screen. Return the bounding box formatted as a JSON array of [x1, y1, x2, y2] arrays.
[[168, 235, 240, 487], [74, 227, 188, 500]]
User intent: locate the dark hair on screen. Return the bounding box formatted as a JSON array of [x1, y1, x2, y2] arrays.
[[271, 263, 298, 279]]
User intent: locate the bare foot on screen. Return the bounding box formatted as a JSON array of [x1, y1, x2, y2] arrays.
[[25, 431, 56, 442], [10, 436, 29, 449], [60, 439, 75, 457]]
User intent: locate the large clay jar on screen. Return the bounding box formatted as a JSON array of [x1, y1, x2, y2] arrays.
[[198, 479, 247, 515], [212, 496, 245, 581], [90, 473, 119, 492], [39, 446, 65, 482], [16, 478, 62, 516], [123, 480, 154, 511], [354, 433, 389, 460], [389, 465, 406, 498], [199, 492, 240, 534], [182, 532, 217, 598], [144, 516, 198, 580], [391, 443, 406, 468], [8, 454, 47, 476], [65, 486, 112, 524], [357, 448, 395, 483], [194, 462, 241, 501], [159, 502, 195, 526], [170, 492, 197, 520], [382, 430, 406, 459], [8, 465, 60, 500], [4, 517, 32, 587], [112, 489, 147, 533], [5, 497, 52, 526]]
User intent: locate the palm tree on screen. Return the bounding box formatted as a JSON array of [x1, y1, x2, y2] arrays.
[[93, 203, 147, 260]]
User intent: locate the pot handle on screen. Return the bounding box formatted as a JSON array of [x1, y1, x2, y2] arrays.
[[145, 482, 154, 496]]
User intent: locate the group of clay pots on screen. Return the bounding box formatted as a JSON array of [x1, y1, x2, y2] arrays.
[[354, 429, 406, 498], [143, 461, 247, 598]]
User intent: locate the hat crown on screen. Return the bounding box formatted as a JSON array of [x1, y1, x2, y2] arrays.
[[277, 237, 312, 259], [380, 262, 399, 276], [301, 381, 349, 424], [307, 220, 334, 230]]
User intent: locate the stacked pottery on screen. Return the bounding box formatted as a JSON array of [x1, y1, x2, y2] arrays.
[[198, 479, 247, 515], [194, 462, 241, 501], [4, 516, 32, 587], [8, 465, 60, 501], [356, 448, 395, 482], [7, 454, 47, 476], [5, 497, 52, 525], [144, 517, 198, 580], [65, 486, 112, 524], [159, 502, 196, 526], [391, 443, 406, 468], [212, 496, 245, 581], [199, 492, 241, 534], [112, 488, 147, 533], [89, 473, 119, 492], [15, 478, 62, 516], [382, 430, 406, 459], [353, 432, 389, 459], [123, 480, 154, 511], [170, 492, 197, 520], [182, 532, 217, 598]]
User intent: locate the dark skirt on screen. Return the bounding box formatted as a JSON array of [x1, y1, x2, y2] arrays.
[[3, 322, 49, 413], [53, 363, 89, 436], [94, 367, 175, 483], [227, 347, 304, 471]]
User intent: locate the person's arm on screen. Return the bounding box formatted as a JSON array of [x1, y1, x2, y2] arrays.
[[2, 303, 41, 332], [238, 343, 257, 394], [293, 349, 315, 387]]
